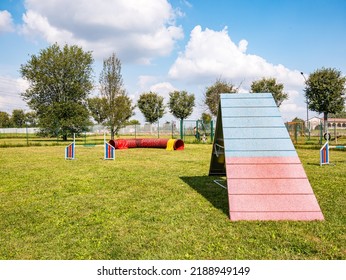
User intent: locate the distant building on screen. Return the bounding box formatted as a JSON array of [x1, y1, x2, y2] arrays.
[[306, 117, 346, 130], [328, 118, 346, 128]]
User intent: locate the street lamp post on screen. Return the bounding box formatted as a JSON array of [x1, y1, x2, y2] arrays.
[[300, 72, 310, 140]]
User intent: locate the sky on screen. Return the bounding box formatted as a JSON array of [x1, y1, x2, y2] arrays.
[[1, 0, 346, 123]]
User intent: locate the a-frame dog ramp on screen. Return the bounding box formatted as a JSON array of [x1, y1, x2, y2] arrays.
[[209, 93, 324, 221]]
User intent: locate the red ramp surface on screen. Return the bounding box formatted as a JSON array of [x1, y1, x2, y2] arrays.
[[209, 93, 324, 221]]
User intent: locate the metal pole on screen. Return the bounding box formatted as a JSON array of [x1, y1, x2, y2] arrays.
[[26, 123, 29, 146], [210, 120, 214, 143], [300, 72, 310, 140]]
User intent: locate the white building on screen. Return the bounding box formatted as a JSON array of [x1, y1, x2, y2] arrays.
[[306, 117, 346, 130]]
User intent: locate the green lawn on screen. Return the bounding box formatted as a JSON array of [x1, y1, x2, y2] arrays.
[[0, 144, 345, 259]]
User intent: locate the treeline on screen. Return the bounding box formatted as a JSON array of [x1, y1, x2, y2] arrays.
[[0, 110, 37, 128], [2, 43, 345, 139]]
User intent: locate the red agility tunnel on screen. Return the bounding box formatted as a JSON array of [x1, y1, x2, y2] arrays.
[[109, 138, 184, 150]]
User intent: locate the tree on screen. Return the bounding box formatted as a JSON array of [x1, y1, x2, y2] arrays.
[[304, 67, 346, 133], [87, 97, 108, 124], [168, 90, 195, 139], [137, 92, 165, 124], [20, 43, 94, 140], [0, 111, 12, 128], [25, 111, 38, 127], [330, 109, 346, 118], [250, 77, 288, 107], [125, 119, 140, 126], [201, 112, 212, 124], [204, 79, 237, 116], [11, 109, 26, 128], [291, 117, 305, 123], [99, 53, 134, 139]]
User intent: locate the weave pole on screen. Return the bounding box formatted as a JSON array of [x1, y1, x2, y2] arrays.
[[65, 133, 75, 160], [104, 133, 115, 160]]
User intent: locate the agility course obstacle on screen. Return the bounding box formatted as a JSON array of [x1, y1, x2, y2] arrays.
[[209, 93, 324, 221], [104, 133, 115, 160], [108, 138, 184, 151], [320, 141, 329, 166], [319, 141, 346, 166], [65, 134, 75, 160]]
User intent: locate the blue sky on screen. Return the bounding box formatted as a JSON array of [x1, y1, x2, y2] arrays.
[[1, 0, 345, 122]]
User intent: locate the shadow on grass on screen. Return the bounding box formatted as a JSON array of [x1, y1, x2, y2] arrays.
[[180, 176, 229, 217]]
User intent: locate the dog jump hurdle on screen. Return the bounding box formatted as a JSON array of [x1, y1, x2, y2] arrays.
[[65, 133, 76, 160], [320, 141, 346, 166], [104, 133, 115, 160], [64, 133, 115, 160], [320, 142, 329, 166]]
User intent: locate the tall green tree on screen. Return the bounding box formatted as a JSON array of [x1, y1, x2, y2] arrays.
[[25, 111, 37, 127], [204, 79, 237, 116], [137, 92, 165, 124], [304, 67, 346, 133], [168, 90, 195, 139], [330, 109, 346, 118], [201, 112, 212, 124], [99, 53, 134, 139], [11, 109, 26, 128], [250, 77, 288, 107], [87, 97, 108, 124], [20, 43, 94, 140], [0, 111, 12, 128]]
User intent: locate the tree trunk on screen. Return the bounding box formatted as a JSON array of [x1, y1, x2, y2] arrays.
[[180, 118, 184, 140], [323, 112, 328, 134], [111, 129, 115, 140], [63, 134, 67, 141]]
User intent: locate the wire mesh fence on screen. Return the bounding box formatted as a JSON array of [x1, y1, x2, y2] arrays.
[[285, 120, 346, 146], [2, 119, 345, 148], [0, 120, 215, 147]]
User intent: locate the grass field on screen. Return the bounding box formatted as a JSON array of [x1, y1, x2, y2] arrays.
[[0, 144, 345, 260]]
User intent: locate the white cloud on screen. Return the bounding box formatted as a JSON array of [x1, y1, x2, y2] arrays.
[[137, 76, 177, 102], [0, 10, 15, 33], [150, 82, 177, 100], [137, 76, 177, 100], [138, 75, 159, 91], [168, 25, 309, 121], [21, 0, 184, 62], [0, 76, 29, 113], [238, 39, 248, 53], [279, 90, 307, 122], [169, 26, 303, 86]]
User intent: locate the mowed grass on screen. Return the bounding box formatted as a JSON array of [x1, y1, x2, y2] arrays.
[[0, 144, 345, 260]]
